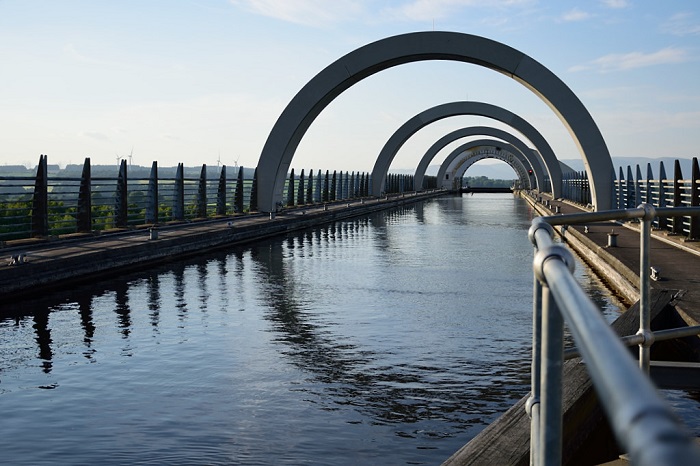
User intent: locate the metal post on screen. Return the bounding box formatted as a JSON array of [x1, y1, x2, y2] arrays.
[[115, 159, 128, 228], [672, 160, 683, 235], [529, 275, 543, 466], [146, 161, 158, 224], [196, 164, 207, 218], [77, 157, 92, 233], [691, 157, 700, 240], [216, 164, 227, 216], [540, 285, 564, 465], [639, 203, 655, 373], [173, 163, 184, 220], [31, 154, 49, 237]]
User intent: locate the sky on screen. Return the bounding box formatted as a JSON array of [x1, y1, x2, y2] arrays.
[[1, 0, 699, 173]]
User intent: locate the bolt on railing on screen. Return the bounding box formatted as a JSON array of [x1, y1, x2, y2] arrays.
[[528, 204, 700, 466]]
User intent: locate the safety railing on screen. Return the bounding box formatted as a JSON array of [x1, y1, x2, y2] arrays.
[[528, 204, 700, 466]]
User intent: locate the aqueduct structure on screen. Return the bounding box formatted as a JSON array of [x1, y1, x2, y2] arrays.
[[256, 30, 614, 212]]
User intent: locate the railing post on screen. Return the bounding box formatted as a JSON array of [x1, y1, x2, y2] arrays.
[[216, 165, 227, 216], [77, 157, 92, 233], [529, 274, 543, 466], [31, 154, 49, 237], [672, 160, 683, 235], [690, 157, 700, 240], [638, 204, 655, 373], [115, 159, 128, 228], [658, 161, 668, 231], [234, 166, 244, 213], [286, 168, 295, 207], [297, 169, 305, 206], [173, 163, 184, 221], [249, 167, 258, 212], [197, 164, 207, 218], [306, 169, 314, 205], [539, 285, 564, 465], [146, 161, 158, 224]]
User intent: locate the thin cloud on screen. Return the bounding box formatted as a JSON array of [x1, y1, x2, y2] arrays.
[[375, 0, 533, 22], [560, 8, 593, 22], [229, 0, 365, 26], [661, 12, 700, 36], [569, 47, 690, 73], [600, 0, 629, 9], [81, 131, 111, 142]]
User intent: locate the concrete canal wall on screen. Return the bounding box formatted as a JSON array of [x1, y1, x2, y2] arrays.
[[0, 192, 442, 301]]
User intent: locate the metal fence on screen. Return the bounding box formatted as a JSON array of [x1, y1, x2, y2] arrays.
[[528, 205, 700, 465], [0, 156, 379, 242]]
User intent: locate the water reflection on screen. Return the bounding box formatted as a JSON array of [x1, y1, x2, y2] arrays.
[[114, 282, 131, 338], [0, 195, 632, 464], [78, 294, 96, 360], [32, 311, 52, 373], [249, 225, 530, 436]]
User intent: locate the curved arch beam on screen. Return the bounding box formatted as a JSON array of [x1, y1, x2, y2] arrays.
[[257, 31, 613, 212], [436, 140, 531, 189], [414, 125, 545, 191], [371, 101, 561, 198]]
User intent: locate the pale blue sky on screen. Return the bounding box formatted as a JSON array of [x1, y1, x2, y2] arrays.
[[1, 0, 698, 172]]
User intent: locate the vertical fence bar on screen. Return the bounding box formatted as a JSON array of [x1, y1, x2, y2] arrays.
[[216, 165, 227, 216], [331, 170, 337, 202], [691, 157, 700, 240], [31, 154, 49, 237], [658, 162, 668, 231], [234, 166, 244, 213], [196, 164, 207, 218], [672, 160, 683, 235], [306, 169, 313, 205], [115, 159, 128, 228], [77, 157, 92, 233], [146, 161, 158, 224], [297, 169, 305, 206], [173, 163, 184, 221], [287, 168, 295, 207], [249, 168, 258, 212]]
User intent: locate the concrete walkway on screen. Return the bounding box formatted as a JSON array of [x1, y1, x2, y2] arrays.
[[533, 192, 700, 328]]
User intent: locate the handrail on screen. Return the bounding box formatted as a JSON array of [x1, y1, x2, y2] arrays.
[[528, 204, 700, 465]]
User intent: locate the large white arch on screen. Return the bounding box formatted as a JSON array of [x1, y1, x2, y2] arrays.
[[371, 101, 561, 198], [436, 140, 531, 189], [413, 126, 546, 192], [256, 31, 614, 212]]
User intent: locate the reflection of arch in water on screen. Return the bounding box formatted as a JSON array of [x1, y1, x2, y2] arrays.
[[257, 31, 614, 212], [372, 102, 560, 198], [247, 225, 517, 429], [436, 140, 532, 190], [414, 126, 546, 192]]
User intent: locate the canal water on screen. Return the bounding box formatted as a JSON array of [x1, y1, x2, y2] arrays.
[[1, 194, 624, 465]]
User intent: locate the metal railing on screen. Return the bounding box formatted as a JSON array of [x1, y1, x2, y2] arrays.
[[527, 204, 700, 465]]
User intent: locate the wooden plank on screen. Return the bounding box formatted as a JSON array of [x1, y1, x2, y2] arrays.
[[442, 289, 677, 466]]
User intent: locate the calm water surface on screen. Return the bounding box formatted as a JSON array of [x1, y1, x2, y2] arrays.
[[1, 195, 628, 464]]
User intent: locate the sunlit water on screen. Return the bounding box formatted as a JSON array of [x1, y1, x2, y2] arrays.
[[0, 194, 686, 465]]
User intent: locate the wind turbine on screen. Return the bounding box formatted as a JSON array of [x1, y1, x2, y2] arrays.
[[128, 147, 133, 166]]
